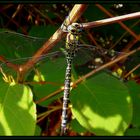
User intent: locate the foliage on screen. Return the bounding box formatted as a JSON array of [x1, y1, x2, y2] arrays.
[[0, 4, 140, 136], [0, 82, 36, 135]]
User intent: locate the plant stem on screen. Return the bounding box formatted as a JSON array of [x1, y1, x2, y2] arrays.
[[19, 4, 88, 80], [96, 4, 140, 41], [82, 11, 140, 30], [35, 47, 140, 104], [74, 47, 140, 85]]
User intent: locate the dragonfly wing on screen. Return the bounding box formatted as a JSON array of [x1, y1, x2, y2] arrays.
[[73, 43, 129, 68], [0, 30, 46, 59], [0, 30, 66, 63]]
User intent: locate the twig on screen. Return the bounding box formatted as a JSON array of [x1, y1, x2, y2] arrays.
[[111, 36, 140, 71], [0, 56, 19, 72], [35, 47, 140, 104], [82, 11, 140, 30], [35, 88, 63, 104], [29, 4, 54, 25], [110, 20, 140, 50], [124, 64, 140, 79], [12, 4, 23, 19], [37, 106, 62, 123], [19, 4, 88, 81], [96, 4, 140, 41], [74, 47, 140, 85]]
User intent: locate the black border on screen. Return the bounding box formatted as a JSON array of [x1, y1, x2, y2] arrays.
[[0, 0, 139, 3], [0, 136, 140, 139], [0, 1, 140, 139]]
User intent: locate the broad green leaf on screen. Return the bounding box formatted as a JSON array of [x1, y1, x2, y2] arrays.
[[29, 25, 58, 38], [0, 82, 36, 136], [83, 5, 106, 21], [70, 119, 87, 133], [0, 29, 45, 60], [125, 81, 140, 127], [34, 125, 41, 136], [124, 127, 140, 136], [70, 72, 132, 136], [33, 56, 66, 107]]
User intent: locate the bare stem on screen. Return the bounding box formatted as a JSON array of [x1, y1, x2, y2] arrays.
[[35, 88, 63, 104], [74, 47, 140, 85], [82, 11, 140, 31], [124, 64, 140, 79], [35, 47, 140, 104], [19, 4, 88, 79], [96, 4, 140, 41], [0, 56, 19, 72]]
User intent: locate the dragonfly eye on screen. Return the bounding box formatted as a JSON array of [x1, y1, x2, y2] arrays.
[[70, 29, 76, 34], [72, 23, 79, 27]]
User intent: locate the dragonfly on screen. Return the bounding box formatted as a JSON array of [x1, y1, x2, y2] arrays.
[[0, 28, 132, 135], [59, 21, 132, 135], [0, 30, 119, 80]]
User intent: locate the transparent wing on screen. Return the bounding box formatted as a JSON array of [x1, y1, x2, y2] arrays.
[[0, 29, 133, 81], [0, 30, 129, 67], [0, 30, 51, 60], [0, 30, 65, 80]]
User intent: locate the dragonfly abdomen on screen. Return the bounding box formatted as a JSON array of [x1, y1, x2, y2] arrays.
[[61, 22, 82, 135]]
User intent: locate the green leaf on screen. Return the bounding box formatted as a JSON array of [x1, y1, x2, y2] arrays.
[[0, 29, 45, 61], [70, 119, 87, 133], [0, 82, 36, 136], [29, 25, 58, 38], [83, 5, 106, 21], [34, 125, 41, 136], [70, 72, 132, 136], [124, 127, 140, 136], [33, 56, 66, 107], [125, 81, 140, 127]]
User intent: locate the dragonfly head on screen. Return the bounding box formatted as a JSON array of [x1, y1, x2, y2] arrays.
[[67, 23, 83, 35]]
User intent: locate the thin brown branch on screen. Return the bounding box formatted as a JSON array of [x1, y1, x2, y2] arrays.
[[124, 64, 140, 79], [0, 4, 14, 11], [82, 11, 140, 31], [35, 47, 140, 104], [74, 47, 140, 85], [0, 56, 19, 72], [37, 106, 62, 123], [2, 11, 28, 35], [114, 34, 140, 65], [29, 4, 54, 25], [12, 4, 23, 19], [112, 36, 140, 71], [35, 88, 63, 104], [121, 36, 140, 53], [19, 4, 88, 80], [96, 4, 140, 41], [110, 20, 140, 50]]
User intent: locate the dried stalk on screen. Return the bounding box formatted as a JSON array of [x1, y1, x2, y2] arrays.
[[82, 11, 140, 30], [96, 4, 140, 41], [35, 47, 140, 104], [18, 4, 88, 81]]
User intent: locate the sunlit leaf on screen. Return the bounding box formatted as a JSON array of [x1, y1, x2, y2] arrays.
[[33, 57, 66, 106], [0, 82, 36, 136], [70, 72, 132, 136], [34, 125, 41, 136], [125, 81, 140, 127]]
